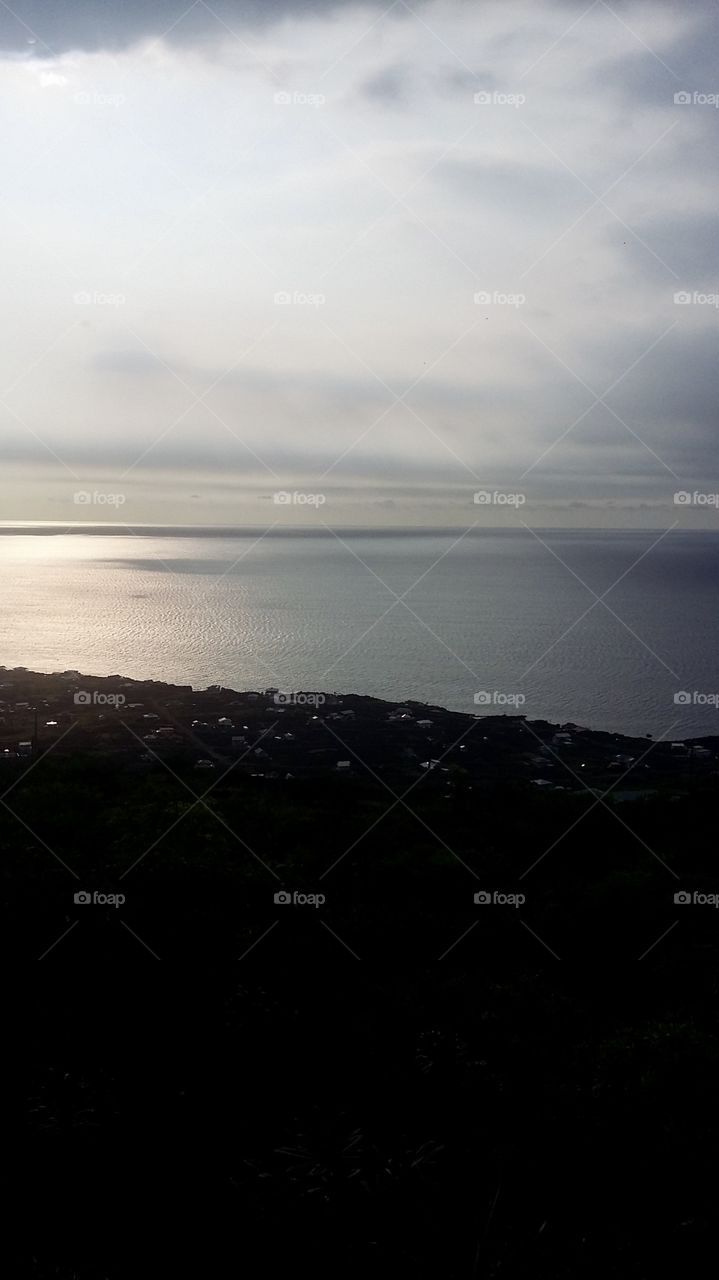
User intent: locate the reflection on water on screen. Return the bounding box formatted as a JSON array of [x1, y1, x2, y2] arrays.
[[1, 530, 718, 736]]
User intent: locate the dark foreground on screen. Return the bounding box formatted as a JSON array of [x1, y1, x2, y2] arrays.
[[3, 669, 719, 1276]]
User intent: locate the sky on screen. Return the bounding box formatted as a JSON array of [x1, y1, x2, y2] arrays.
[[0, 0, 717, 528]]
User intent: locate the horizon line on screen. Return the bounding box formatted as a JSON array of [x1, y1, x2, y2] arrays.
[[0, 522, 707, 537]]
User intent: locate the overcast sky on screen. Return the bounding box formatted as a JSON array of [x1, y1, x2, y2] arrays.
[[0, 0, 717, 527]]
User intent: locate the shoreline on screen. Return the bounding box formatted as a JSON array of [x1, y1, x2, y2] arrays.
[[2, 665, 716, 790]]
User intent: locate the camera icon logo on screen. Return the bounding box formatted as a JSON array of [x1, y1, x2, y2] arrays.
[[473, 490, 492, 505], [274, 90, 291, 105], [674, 91, 692, 105], [474, 91, 492, 105], [673, 690, 692, 705], [674, 890, 692, 904], [274, 890, 292, 905], [273, 490, 291, 504], [74, 690, 92, 705], [474, 691, 492, 705], [273, 291, 291, 305], [73, 490, 92, 504], [74, 890, 92, 904], [474, 890, 492, 904]]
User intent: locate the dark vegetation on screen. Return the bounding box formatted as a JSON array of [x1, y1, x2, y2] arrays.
[[3, 676, 719, 1275]]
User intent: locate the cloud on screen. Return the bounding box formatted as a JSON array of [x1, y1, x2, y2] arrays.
[[0, 1, 393, 57], [357, 63, 414, 105], [38, 69, 67, 86], [1, 0, 718, 525]]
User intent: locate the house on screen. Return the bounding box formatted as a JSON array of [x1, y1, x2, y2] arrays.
[[336, 760, 351, 770], [18, 741, 33, 757]]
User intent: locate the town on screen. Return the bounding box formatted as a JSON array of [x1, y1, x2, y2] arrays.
[[0, 665, 716, 800]]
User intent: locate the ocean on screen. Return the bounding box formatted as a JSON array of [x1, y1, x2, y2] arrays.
[[1, 527, 718, 738]]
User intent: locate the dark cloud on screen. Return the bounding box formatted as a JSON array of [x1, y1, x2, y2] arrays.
[[0, 430, 482, 485], [0, 1, 393, 57], [583, 18, 719, 106], [357, 64, 414, 105], [616, 212, 719, 287]]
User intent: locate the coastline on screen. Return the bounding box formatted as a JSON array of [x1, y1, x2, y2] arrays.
[[2, 665, 716, 791]]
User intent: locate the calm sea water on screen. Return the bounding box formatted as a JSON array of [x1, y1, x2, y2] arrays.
[[1, 529, 718, 737]]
